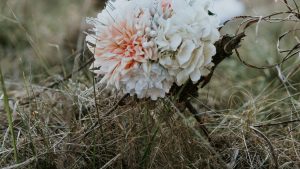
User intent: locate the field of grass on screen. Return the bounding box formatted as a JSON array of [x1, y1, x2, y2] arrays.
[[0, 0, 300, 168]]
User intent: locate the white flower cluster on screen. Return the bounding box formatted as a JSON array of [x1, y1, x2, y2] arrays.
[[86, 0, 220, 100]]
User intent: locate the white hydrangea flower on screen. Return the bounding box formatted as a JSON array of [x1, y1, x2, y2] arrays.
[[155, 0, 220, 85], [120, 63, 174, 100]]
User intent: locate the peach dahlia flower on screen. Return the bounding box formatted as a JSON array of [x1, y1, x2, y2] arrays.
[[86, 0, 174, 100]]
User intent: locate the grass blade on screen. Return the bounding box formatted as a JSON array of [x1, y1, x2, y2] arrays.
[[140, 127, 159, 168], [0, 66, 18, 163]]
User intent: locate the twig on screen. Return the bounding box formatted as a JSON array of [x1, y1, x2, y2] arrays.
[[167, 98, 228, 168], [172, 33, 246, 139], [185, 100, 210, 140], [201, 32, 246, 88], [172, 33, 246, 102]]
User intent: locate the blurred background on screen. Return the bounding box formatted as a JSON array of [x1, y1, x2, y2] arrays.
[[0, 0, 105, 84]]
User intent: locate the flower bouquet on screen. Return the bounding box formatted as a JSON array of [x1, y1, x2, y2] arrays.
[[86, 0, 244, 100]]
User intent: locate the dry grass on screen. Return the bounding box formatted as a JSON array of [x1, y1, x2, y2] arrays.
[[1, 0, 300, 168]]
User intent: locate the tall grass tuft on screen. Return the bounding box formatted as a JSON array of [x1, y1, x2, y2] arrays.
[[0, 66, 18, 163]]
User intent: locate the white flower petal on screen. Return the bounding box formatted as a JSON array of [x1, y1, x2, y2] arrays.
[[170, 34, 182, 51], [176, 40, 196, 66], [176, 70, 190, 85], [190, 69, 201, 82]]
